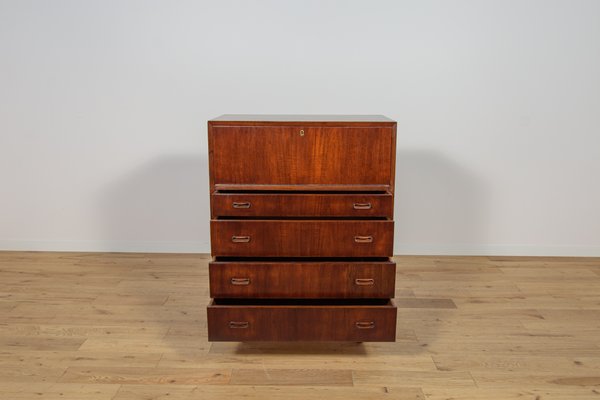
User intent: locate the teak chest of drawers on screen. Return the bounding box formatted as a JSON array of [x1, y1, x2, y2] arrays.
[[207, 114, 397, 342]]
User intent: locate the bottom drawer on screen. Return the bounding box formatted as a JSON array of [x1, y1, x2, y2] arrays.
[[207, 299, 397, 342]]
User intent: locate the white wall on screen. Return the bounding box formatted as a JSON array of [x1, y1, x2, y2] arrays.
[[1, 0, 599, 256]]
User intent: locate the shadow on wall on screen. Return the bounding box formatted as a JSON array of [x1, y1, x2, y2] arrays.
[[395, 149, 489, 254], [97, 154, 211, 355], [98, 154, 209, 252]]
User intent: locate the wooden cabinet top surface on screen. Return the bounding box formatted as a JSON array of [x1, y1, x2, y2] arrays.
[[209, 114, 396, 126]]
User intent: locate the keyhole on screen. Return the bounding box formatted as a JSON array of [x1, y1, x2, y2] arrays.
[[299, 129, 305, 136]]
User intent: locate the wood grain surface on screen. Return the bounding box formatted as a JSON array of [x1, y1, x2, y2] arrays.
[[1, 251, 600, 399], [209, 259, 396, 299], [208, 125, 396, 187], [207, 299, 397, 342], [210, 192, 394, 218], [210, 220, 394, 257]]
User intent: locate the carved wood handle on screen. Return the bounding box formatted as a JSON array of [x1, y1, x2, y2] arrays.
[[355, 321, 375, 329], [355, 278, 375, 286], [353, 202, 372, 210], [229, 321, 249, 329], [230, 277, 251, 285], [232, 202, 251, 209], [231, 236, 251, 243], [354, 236, 373, 243]]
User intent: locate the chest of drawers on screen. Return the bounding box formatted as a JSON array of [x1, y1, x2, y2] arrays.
[[207, 114, 397, 342]]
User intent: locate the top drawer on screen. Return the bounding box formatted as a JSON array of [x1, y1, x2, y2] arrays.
[[208, 125, 396, 189], [211, 192, 393, 218]]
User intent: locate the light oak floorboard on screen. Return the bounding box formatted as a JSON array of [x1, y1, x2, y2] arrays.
[[59, 366, 230, 385], [229, 368, 353, 386], [113, 384, 425, 400], [0, 383, 121, 400]]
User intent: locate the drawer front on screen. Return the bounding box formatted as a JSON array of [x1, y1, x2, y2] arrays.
[[211, 193, 393, 218], [209, 261, 395, 298], [209, 126, 395, 187], [207, 300, 397, 342], [210, 220, 394, 257]]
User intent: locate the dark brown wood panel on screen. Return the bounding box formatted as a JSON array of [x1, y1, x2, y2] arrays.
[[208, 126, 395, 187], [211, 192, 393, 218], [207, 300, 397, 342], [210, 220, 394, 257], [209, 260, 396, 298]]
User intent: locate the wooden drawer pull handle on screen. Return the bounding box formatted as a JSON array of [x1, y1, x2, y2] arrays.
[[229, 321, 249, 329], [354, 236, 373, 243], [230, 277, 250, 285], [355, 278, 375, 286], [353, 202, 372, 210], [355, 321, 375, 329], [232, 202, 251, 209], [231, 236, 251, 243]]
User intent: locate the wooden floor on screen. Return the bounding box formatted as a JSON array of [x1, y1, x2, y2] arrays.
[[1, 253, 600, 399]]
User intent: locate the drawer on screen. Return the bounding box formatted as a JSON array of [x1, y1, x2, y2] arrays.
[[210, 220, 394, 257], [208, 125, 395, 187], [211, 192, 393, 218], [207, 299, 397, 342], [209, 260, 396, 298]]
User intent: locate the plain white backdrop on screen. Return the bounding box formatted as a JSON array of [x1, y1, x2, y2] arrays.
[[1, 0, 599, 255]]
